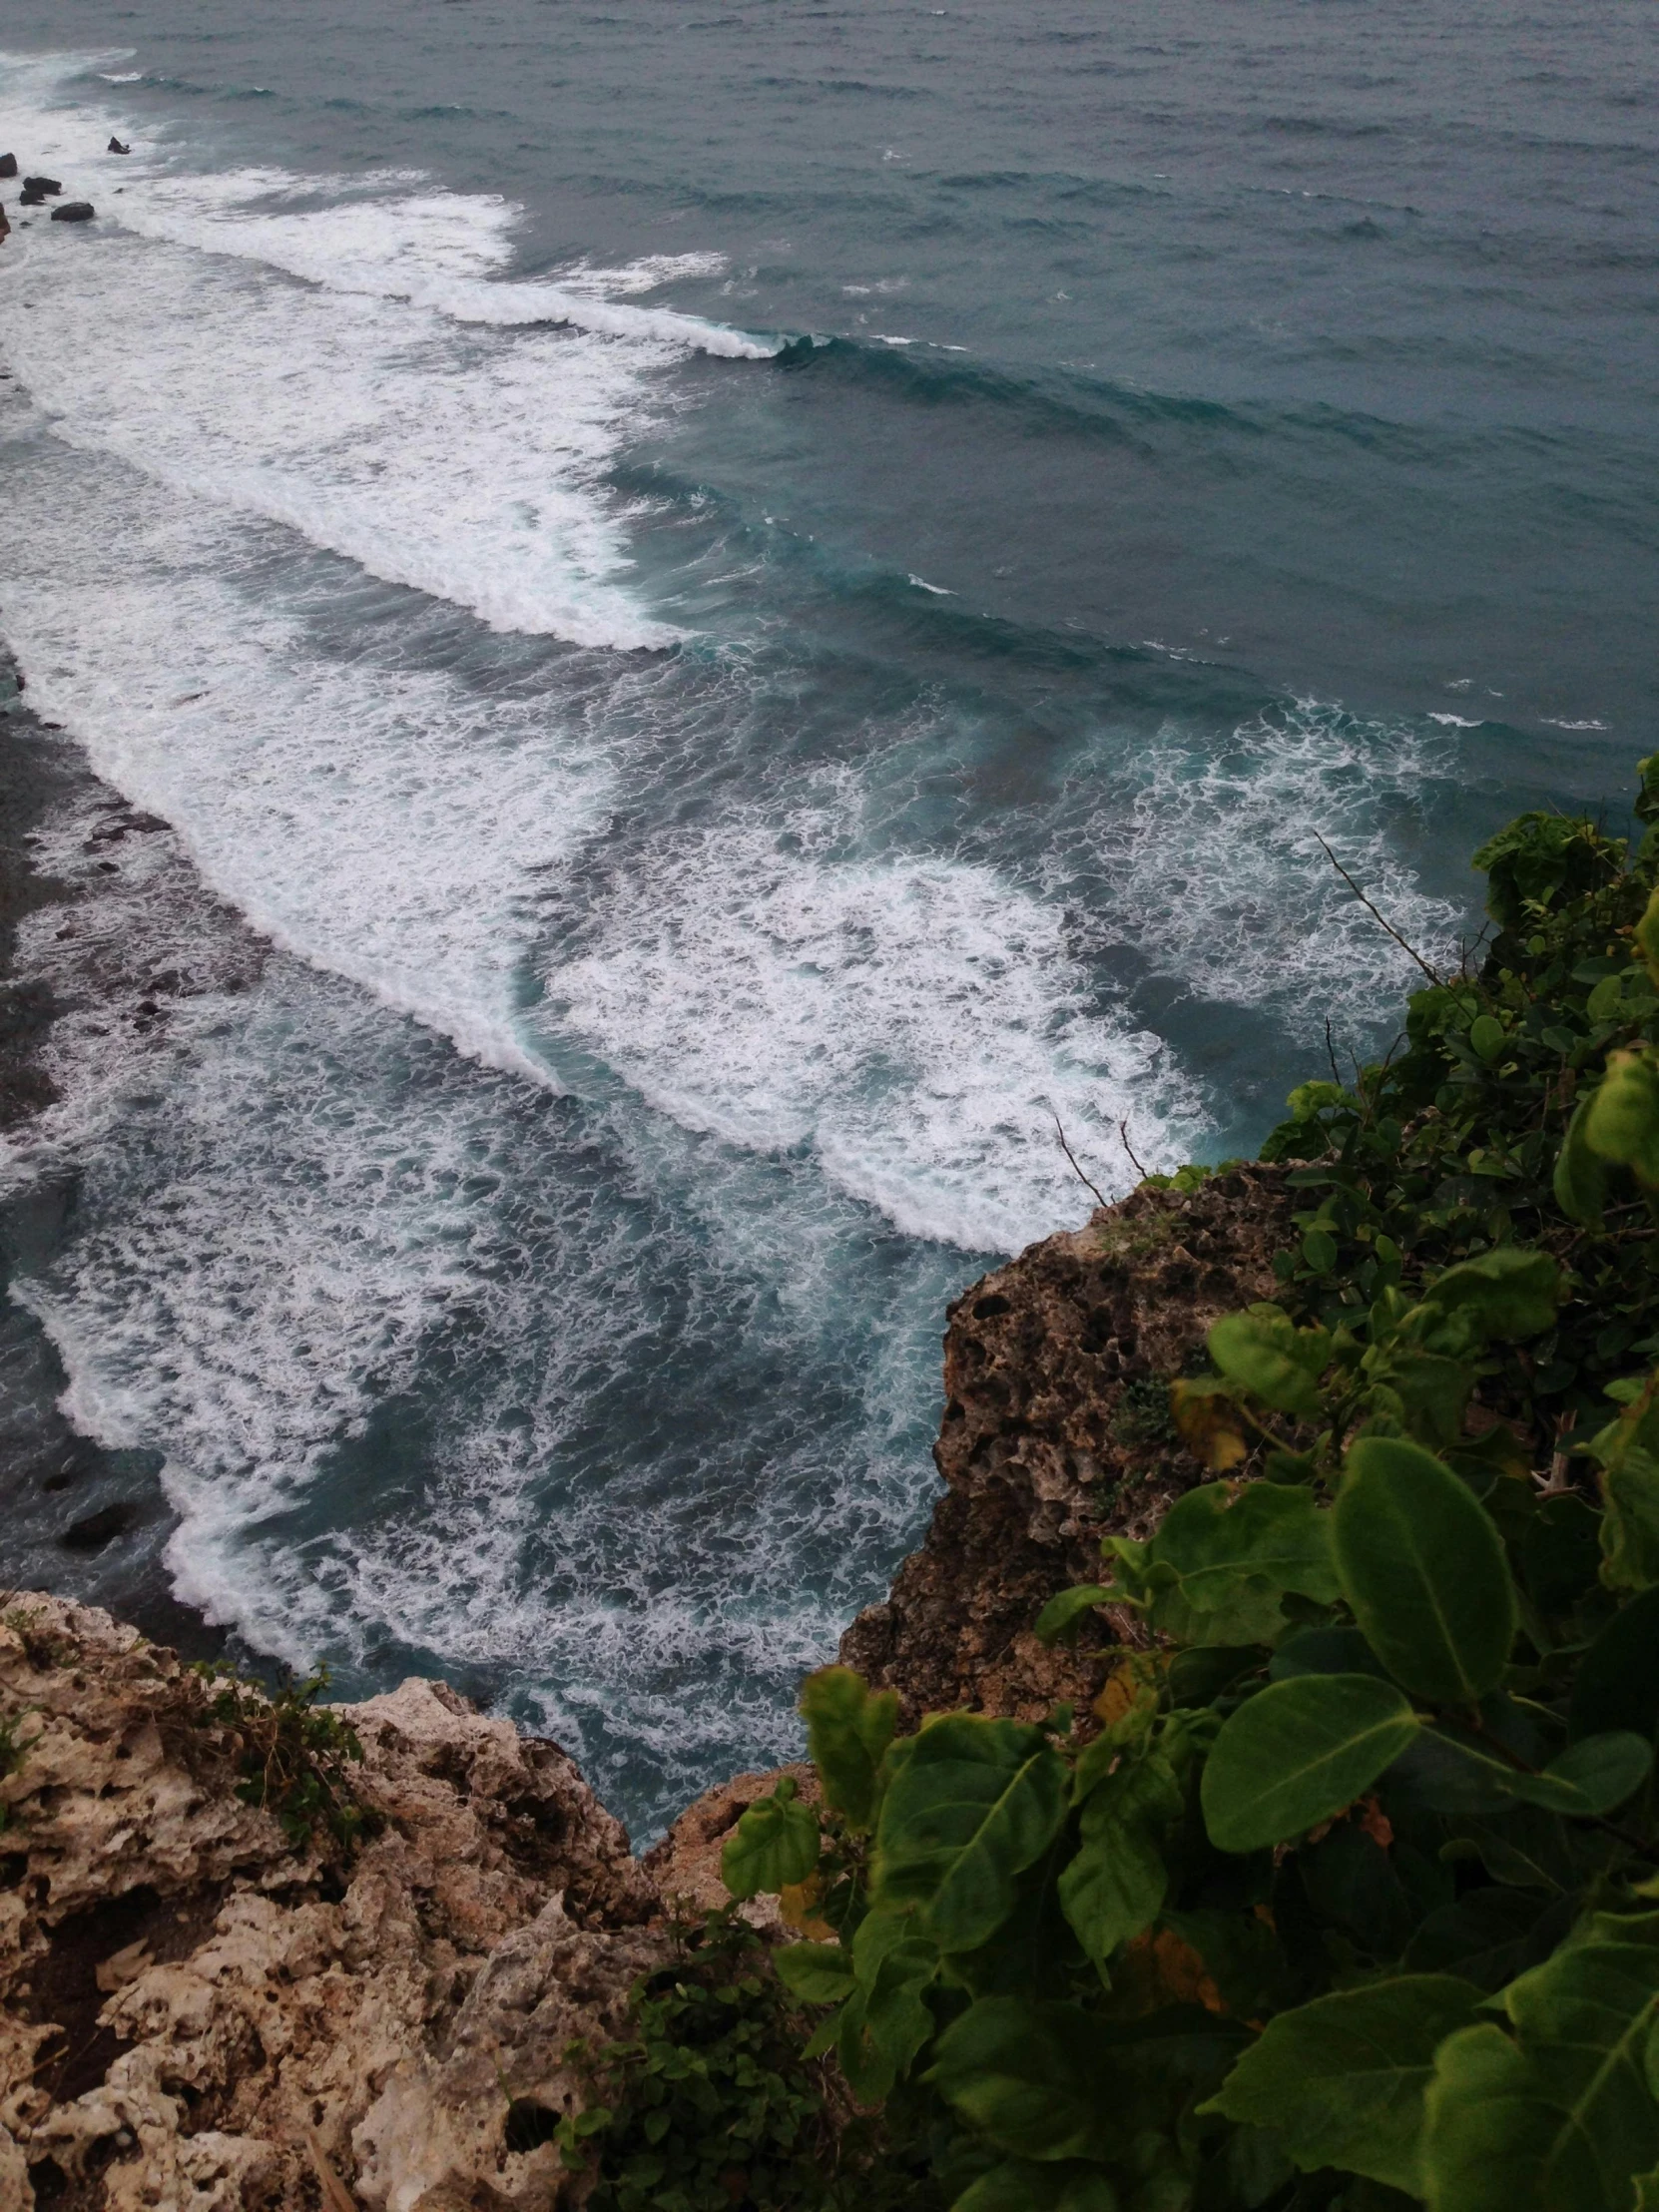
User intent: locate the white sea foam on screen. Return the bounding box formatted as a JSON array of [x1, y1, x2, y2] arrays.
[[119, 176, 778, 356], [3, 795, 951, 1827], [0, 215, 683, 647], [1, 436, 1197, 1257], [0, 446, 614, 1075], [1051, 701, 1466, 1033], [547, 777, 1208, 1253], [0, 54, 775, 646]]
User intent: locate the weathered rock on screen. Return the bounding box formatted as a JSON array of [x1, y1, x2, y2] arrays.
[[0, 154, 19, 179], [644, 1765, 821, 1935], [107, 141, 130, 156], [0, 1594, 666, 2209], [840, 1166, 1295, 1725], [354, 1899, 666, 2212], [21, 179, 61, 197], [50, 205, 96, 225]]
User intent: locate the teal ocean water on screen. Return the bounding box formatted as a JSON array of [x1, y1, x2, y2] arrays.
[[0, 3, 1653, 1833]]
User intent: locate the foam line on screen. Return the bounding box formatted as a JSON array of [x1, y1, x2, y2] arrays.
[[545, 781, 1209, 1253], [1047, 701, 1464, 1034]]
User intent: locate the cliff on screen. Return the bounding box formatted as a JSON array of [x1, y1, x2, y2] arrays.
[[841, 1164, 1292, 1724], [0, 1173, 1284, 2209], [0, 1595, 677, 2212]]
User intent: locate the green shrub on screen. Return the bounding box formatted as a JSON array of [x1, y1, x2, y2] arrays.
[[190, 1661, 377, 1854], [552, 1909, 933, 2212], [723, 765, 1659, 2212]]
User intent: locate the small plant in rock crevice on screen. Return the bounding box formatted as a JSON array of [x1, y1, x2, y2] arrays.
[[189, 1661, 377, 1856]]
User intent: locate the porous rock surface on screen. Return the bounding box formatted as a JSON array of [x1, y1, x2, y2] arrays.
[[840, 1166, 1295, 1724], [0, 1594, 665, 2211]]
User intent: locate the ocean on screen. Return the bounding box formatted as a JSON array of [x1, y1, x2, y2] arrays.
[[0, 0, 1653, 1836]]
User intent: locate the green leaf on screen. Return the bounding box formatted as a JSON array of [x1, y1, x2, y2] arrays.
[[1334, 1437, 1518, 1705], [1604, 1451, 1659, 1598], [1201, 1674, 1419, 1853], [1058, 1753, 1183, 1969], [1204, 1974, 1484, 2194], [1554, 1098, 1611, 1230], [1423, 1913, 1659, 2212], [1269, 1624, 1390, 1681], [1592, 1377, 1659, 1596], [1033, 1586, 1116, 1647], [1363, 1347, 1477, 1451], [836, 1922, 939, 2102], [1420, 1247, 1561, 1347], [1422, 2023, 1568, 2212], [720, 1778, 821, 1900], [1403, 1726, 1652, 1818], [772, 1940, 855, 2005], [1586, 1051, 1659, 1188], [1637, 883, 1659, 984], [952, 2160, 1121, 2212], [1527, 1731, 1653, 1815], [926, 1998, 1116, 2163], [1303, 1227, 1339, 1273], [874, 1714, 1069, 1951], [1208, 1307, 1332, 1416], [1570, 1587, 1659, 1745], [801, 1665, 897, 1831], [1121, 1479, 1339, 1648], [1469, 1015, 1506, 1064]]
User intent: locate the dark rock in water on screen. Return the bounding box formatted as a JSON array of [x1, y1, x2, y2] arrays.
[[23, 175, 63, 195], [61, 1501, 139, 1552], [0, 153, 17, 178], [108, 137, 131, 155], [19, 189, 46, 208], [51, 203, 97, 224]]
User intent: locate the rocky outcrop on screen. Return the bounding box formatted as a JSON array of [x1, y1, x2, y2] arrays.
[[0, 1048, 1300, 2206], [0, 1594, 669, 2211], [49, 206, 96, 226], [840, 1166, 1295, 1726]]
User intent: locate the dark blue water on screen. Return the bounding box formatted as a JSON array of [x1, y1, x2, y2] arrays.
[[1, 0, 1653, 1833]]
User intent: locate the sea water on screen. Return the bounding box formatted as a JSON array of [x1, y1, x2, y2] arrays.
[[0, 1, 1653, 1834]]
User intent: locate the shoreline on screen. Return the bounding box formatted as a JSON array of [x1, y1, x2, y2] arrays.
[[0, 645, 229, 1660]]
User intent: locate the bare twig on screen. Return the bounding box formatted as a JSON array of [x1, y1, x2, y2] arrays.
[[1051, 1112, 1110, 1209], [1324, 1017, 1343, 1089], [1117, 1116, 1149, 1182], [306, 2130, 361, 2212], [1537, 1410, 1578, 1497], [1314, 831, 1442, 986]]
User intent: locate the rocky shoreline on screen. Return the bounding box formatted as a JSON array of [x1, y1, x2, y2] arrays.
[[0, 1113, 1278, 2206], [0, 649, 260, 1661], [0, 656, 1299, 2209]]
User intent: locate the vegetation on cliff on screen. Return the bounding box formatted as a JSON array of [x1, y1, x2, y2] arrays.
[[715, 762, 1659, 2212]]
